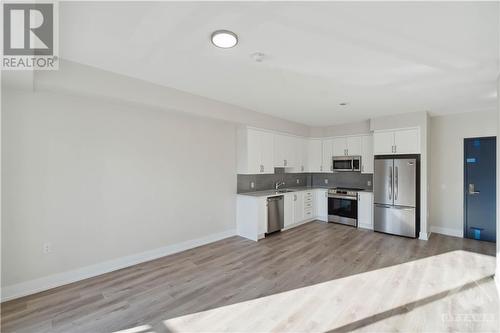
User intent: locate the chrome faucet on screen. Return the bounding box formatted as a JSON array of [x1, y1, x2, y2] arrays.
[[275, 181, 285, 190]]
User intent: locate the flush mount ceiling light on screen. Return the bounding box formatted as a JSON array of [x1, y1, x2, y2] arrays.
[[211, 30, 238, 48]]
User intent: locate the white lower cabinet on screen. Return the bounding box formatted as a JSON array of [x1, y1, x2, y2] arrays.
[[284, 193, 294, 228], [315, 189, 328, 222], [357, 192, 373, 230], [237, 188, 329, 241], [292, 192, 304, 224]]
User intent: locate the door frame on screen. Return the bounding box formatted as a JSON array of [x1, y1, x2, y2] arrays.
[[463, 136, 497, 240]]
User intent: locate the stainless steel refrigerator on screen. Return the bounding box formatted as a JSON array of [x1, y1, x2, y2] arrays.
[[373, 157, 419, 238]]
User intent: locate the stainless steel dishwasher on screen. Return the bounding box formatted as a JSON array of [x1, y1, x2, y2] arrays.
[[267, 196, 284, 234]]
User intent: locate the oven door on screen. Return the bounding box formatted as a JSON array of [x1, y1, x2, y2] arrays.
[[328, 195, 358, 227], [332, 158, 353, 172]]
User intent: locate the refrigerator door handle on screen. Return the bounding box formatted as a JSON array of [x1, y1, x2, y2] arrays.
[[388, 166, 393, 200], [395, 166, 399, 201]]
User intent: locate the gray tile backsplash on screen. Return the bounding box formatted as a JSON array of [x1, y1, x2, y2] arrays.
[[237, 171, 373, 193], [310, 172, 373, 190], [237, 172, 311, 193]]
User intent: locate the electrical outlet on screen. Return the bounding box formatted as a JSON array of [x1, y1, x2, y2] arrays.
[[367, 180, 372, 186], [296, 179, 300, 184], [324, 179, 329, 184], [250, 181, 255, 189], [43, 242, 52, 254]]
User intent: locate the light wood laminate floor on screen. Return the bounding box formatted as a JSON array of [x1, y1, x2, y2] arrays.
[[2, 221, 497, 333]]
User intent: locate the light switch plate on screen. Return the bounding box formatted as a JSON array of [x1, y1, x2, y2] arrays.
[[324, 179, 328, 184], [250, 181, 255, 189]]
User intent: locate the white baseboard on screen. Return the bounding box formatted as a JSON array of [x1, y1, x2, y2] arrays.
[[430, 226, 463, 238], [418, 231, 431, 240], [495, 267, 500, 297], [282, 218, 315, 231], [358, 224, 374, 231], [1, 229, 236, 302]]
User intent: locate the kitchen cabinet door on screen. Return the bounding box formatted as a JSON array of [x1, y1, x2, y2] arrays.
[[332, 137, 347, 157], [293, 191, 304, 224], [237, 128, 274, 174], [346, 136, 362, 156], [275, 134, 297, 168], [273, 134, 286, 167], [284, 193, 294, 228], [357, 192, 373, 230], [260, 131, 274, 173], [361, 135, 374, 174], [315, 189, 328, 221], [322, 139, 334, 172], [307, 139, 323, 172], [394, 128, 420, 154], [373, 131, 395, 155], [245, 129, 262, 174], [294, 137, 308, 173]]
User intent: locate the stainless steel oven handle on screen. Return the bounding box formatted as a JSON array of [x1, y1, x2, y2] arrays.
[[328, 195, 357, 200]]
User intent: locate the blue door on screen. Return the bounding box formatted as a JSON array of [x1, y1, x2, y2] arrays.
[[464, 137, 496, 242]]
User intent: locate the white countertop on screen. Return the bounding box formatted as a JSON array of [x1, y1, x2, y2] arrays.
[[237, 186, 329, 198], [237, 187, 372, 198]]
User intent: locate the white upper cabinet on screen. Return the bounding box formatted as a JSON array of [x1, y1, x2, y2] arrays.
[[291, 137, 308, 173], [238, 127, 384, 175], [274, 134, 296, 168], [297, 138, 308, 173], [394, 128, 420, 154], [332, 137, 346, 156], [361, 135, 374, 174], [346, 136, 362, 156], [237, 128, 275, 174], [307, 139, 323, 172], [373, 128, 420, 155], [373, 131, 394, 155], [322, 139, 334, 172], [332, 136, 362, 156]]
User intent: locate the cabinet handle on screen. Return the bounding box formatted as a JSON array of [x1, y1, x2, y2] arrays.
[[394, 145, 397, 153], [320, 166, 323, 171], [301, 165, 304, 172], [284, 159, 287, 166], [294, 194, 297, 201], [330, 165, 333, 171]]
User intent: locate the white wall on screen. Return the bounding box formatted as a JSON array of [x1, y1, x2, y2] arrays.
[[1, 88, 238, 293], [309, 120, 370, 138], [32, 60, 311, 137], [430, 110, 498, 237]]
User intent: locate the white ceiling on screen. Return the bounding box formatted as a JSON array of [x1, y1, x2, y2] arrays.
[[59, 2, 499, 126]]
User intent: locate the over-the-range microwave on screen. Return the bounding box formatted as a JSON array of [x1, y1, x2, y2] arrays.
[[332, 156, 361, 172]]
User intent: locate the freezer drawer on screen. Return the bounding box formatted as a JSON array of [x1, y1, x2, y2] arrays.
[[374, 204, 416, 238]]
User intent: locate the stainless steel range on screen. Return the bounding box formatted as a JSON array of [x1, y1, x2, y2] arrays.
[[328, 187, 363, 227]]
